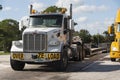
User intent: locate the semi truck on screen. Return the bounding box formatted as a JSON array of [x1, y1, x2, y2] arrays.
[[108, 9, 120, 61], [10, 4, 85, 71]]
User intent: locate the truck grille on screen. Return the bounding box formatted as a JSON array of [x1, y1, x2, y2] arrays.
[[23, 33, 47, 52]]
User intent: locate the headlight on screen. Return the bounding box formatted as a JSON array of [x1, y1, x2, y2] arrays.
[[49, 40, 60, 46], [111, 47, 118, 51], [13, 41, 22, 47]]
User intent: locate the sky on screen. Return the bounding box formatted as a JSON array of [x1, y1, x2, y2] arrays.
[[0, 0, 120, 35]]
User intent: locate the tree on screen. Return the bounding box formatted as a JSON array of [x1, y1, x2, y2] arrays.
[[103, 31, 108, 37], [103, 31, 111, 42], [92, 34, 105, 45], [73, 31, 79, 36], [79, 29, 91, 43], [0, 19, 20, 52], [42, 6, 67, 13]]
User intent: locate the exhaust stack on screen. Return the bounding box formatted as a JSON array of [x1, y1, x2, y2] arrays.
[[70, 4, 72, 19], [30, 5, 33, 14]]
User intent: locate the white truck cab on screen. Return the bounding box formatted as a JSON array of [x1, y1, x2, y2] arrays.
[[10, 4, 85, 71]]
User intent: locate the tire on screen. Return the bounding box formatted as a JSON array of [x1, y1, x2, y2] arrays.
[[85, 48, 90, 56], [82, 49, 85, 60], [10, 58, 25, 71], [72, 44, 83, 61], [72, 46, 81, 61], [56, 48, 68, 71], [111, 58, 116, 62], [77, 45, 83, 61]]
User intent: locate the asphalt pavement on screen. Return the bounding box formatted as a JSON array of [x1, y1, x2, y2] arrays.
[[0, 53, 120, 80]]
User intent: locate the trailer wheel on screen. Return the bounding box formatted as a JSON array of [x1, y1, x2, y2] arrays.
[[85, 48, 90, 56], [73, 45, 83, 61], [56, 48, 68, 71], [10, 58, 25, 71], [111, 58, 116, 62]]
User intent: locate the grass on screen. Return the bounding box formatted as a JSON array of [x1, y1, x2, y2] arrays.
[[0, 52, 10, 55]]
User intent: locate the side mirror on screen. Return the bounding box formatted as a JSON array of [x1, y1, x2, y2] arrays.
[[70, 19, 74, 30], [19, 16, 29, 31], [108, 26, 114, 36], [108, 26, 112, 34], [0, 5, 2, 10], [74, 22, 77, 26]]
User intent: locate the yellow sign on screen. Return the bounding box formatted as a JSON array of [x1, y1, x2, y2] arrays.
[[12, 53, 24, 60], [38, 53, 60, 60]]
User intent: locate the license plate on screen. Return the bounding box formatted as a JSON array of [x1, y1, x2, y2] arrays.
[[38, 53, 60, 60], [12, 53, 24, 60]]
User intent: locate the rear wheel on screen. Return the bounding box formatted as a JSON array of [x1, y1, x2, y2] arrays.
[[10, 58, 25, 71], [79, 54, 83, 61], [111, 58, 116, 62], [81, 45, 85, 60], [73, 45, 83, 61]]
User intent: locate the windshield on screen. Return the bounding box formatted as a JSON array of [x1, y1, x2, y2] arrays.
[[117, 23, 120, 32], [30, 15, 63, 27]]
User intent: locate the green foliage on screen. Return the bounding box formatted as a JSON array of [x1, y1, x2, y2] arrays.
[[92, 34, 105, 45], [73, 31, 79, 36], [74, 29, 111, 44], [0, 52, 9, 55], [43, 6, 67, 13], [79, 29, 91, 43], [103, 24, 115, 42], [0, 19, 20, 52], [103, 31, 110, 42]]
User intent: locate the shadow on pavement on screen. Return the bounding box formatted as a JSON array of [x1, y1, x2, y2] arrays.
[[81, 61, 120, 72], [21, 53, 120, 73]]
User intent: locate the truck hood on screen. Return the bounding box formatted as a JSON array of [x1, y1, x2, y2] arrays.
[[23, 28, 61, 34]]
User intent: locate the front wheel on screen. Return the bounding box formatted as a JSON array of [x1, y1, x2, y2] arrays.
[[56, 49, 68, 71], [10, 58, 25, 71]]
